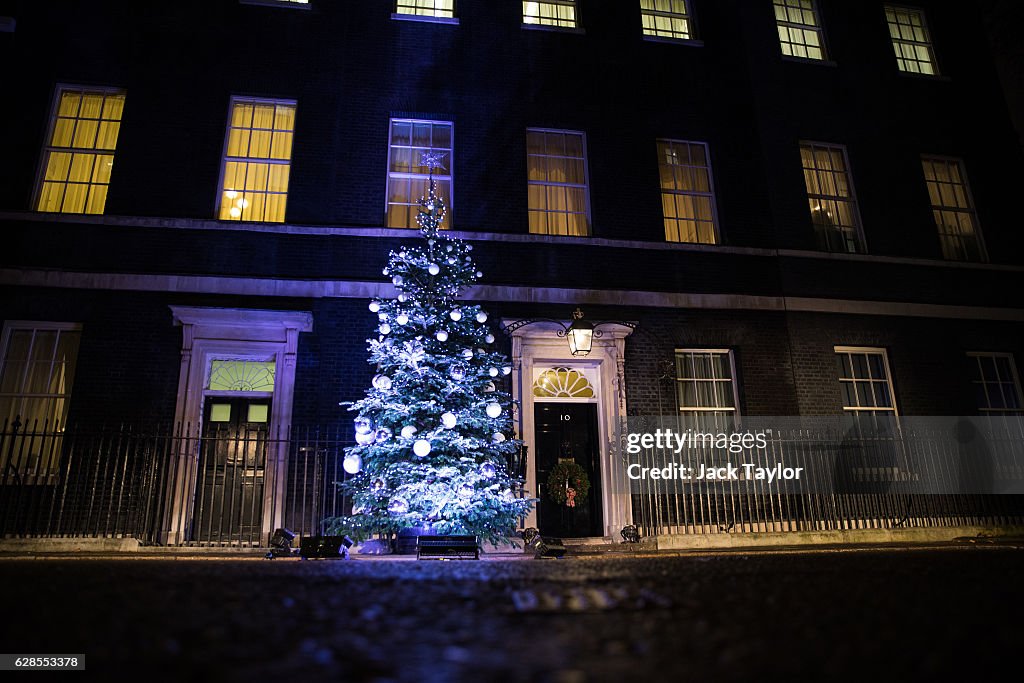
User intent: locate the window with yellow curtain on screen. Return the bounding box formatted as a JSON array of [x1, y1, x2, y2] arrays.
[[657, 139, 718, 244], [523, 1, 578, 28], [527, 129, 590, 237], [387, 119, 453, 229], [36, 86, 125, 215], [219, 98, 296, 223], [395, 0, 455, 19]]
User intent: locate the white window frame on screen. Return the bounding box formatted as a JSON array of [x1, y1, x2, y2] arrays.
[[33, 83, 126, 216], [393, 0, 458, 24], [967, 352, 1024, 415], [674, 349, 741, 415], [526, 127, 592, 237], [640, 0, 698, 43], [884, 5, 940, 76], [216, 96, 297, 223], [385, 118, 454, 229], [834, 346, 899, 416], [239, 0, 311, 9], [921, 155, 987, 263], [657, 139, 720, 245], [522, 1, 580, 30], [800, 141, 867, 254], [0, 321, 83, 480], [773, 0, 828, 61]]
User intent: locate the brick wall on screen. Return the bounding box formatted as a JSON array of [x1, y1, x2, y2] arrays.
[[1, 0, 1022, 261]]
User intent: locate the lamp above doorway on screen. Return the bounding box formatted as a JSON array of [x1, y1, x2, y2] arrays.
[[500, 308, 636, 357]]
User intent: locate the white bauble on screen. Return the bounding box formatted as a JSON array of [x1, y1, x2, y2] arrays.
[[343, 453, 362, 475], [436, 331, 449, 342], [489, 367, 499, 377], [398, 293, 408, 303], [379, 323, 391, 335], [441, 412, 457, 429], [493, 432, 506, 443], [428, 264, 440, 275], [475, 271, 483, 278], [476, 312, 488, 323], [484, 381, 496, 393], [450, 364, 467, 381], [354, 416, 373, 435], [462, 349, 474, 360], [378, 312, 388, 321], [413, 439, 432, 457], [450, 310, 462, 322], [355, 430, 375, 445], [369, 301, 381, 313], [372, 374, 392, 391], [485, 403, 502, 418], [400, 425, 418, 439], [396, 314, 409, 326], [485, 334, 495, 344], [375, 427, 392, 443], [388, 497, 409, 515], [481, 463, 496, 479], [502, 366, 512, 376], [392, 275, 403, 286]]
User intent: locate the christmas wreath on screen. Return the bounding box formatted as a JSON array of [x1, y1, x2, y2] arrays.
[[546, 461, 590, 508]]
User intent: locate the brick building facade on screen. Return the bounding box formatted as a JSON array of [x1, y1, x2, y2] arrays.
[[1, 0, 1021, 544]]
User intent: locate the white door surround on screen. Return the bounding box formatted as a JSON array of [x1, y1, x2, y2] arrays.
[[506, 319, 635, 538], [165, 306, 313, 544]]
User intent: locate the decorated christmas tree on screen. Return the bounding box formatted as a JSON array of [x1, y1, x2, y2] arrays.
[[325, 153, 534, 548]]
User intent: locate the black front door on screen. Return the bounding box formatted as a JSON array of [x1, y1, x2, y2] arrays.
[[535, 402, 602, 538], [192, 397, 270, 543]]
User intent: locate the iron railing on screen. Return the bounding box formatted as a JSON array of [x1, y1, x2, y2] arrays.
[[2, 418, 1021, 545], [0, 419, 356, 546], [629, 421, 1024, 538]]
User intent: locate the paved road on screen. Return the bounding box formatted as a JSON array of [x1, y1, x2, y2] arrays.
[[0, 548, 1021, 681]]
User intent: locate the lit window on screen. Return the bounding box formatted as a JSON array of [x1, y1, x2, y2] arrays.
[[835, 347, 897, 415], [675, 350, 739, 428], [387, 119, 453, 229], [218, 98, 296, 223], [640, 0, 693, 41], [921, 157, 985, 262], [527, 129, 590, 237], [657, 140, 718, 244], [395, 0, 454, 19], [885, 6, 939, 75], [968, 353, 1023, 415], [523, 1, 578, 28], [207, 360, 276, 393], [800, 142, 865, 254], [36, 86, 124, 215], [773, 0, 826, 60], [240, 0, 310, 7], [0, 322, 81, 477]]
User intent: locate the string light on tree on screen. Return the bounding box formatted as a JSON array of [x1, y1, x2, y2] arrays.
[[327, 151, 533, 549], [326, 151, 534, 548]]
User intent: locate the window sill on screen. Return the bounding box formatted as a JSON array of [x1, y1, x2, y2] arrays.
[[522, 23, 585, 35], [781, 55, 838, 67], [391, 13, 459, 25], [896, 70, 951, 83], [239, 0, 312, 9], [642, 35, 704, 48]]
